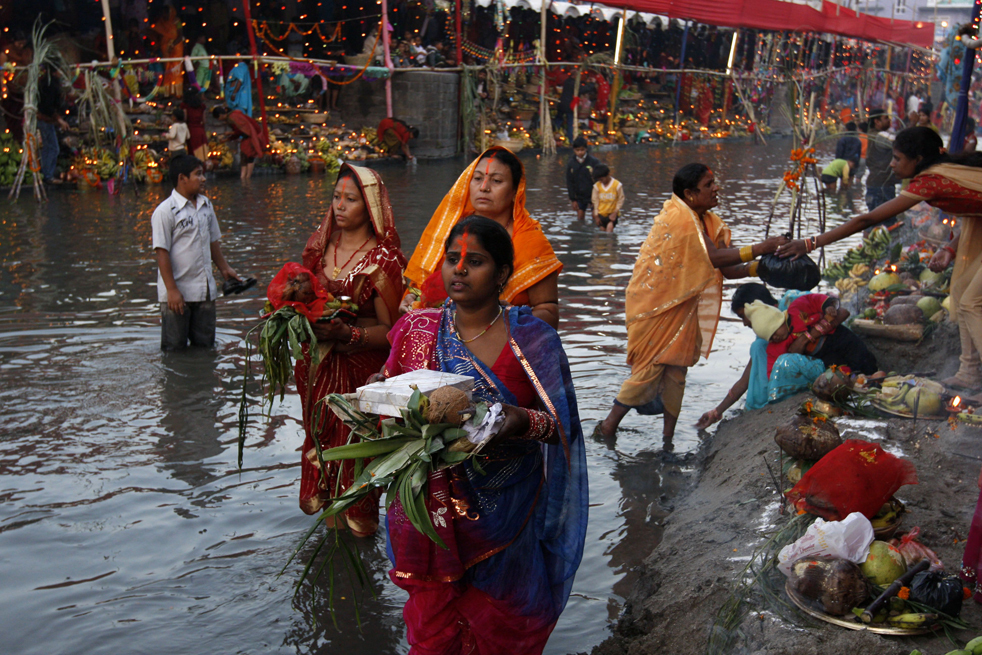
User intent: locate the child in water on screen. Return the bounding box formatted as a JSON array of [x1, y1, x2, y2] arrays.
[[591, 163, 625, 232]]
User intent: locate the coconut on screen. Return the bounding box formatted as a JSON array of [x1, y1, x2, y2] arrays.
[[903, 387, 944, 416], [882, 304, 924, 325], [790, 557, 869, 615], [775, 415, 842, 460], [861, 540, 907, 585], [869, 272, 902, 292], [790, 558, 830, 599], [919, 268, 943, 287], [425, 386, 472, 425], [916, 296, 943, 320], [281, 273, 317, 304], [820, 559, 870, 615], [942, 295, 951, 312]]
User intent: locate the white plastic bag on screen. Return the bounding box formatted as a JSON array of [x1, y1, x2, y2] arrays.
[[777, 512, 874, 577], [461, 402, 505, 452]]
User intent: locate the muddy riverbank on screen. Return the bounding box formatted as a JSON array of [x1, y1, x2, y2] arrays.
[[592, 320, 982, 655]]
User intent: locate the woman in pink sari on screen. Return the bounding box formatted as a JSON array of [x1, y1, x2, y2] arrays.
[[294, 164, 406, 535]]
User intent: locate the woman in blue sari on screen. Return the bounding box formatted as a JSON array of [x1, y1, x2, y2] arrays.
[[381, 215, 588, 655], [696, 284, 825, 428], [225, 62, 253, 116]]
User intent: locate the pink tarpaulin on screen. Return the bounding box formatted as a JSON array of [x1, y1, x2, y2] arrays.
[[597, 0, 934, 48]]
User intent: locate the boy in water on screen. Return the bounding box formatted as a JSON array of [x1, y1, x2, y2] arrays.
[[566, 136, 600, 220], [152, 154, 240, 350], [591, 163, 625, 233]]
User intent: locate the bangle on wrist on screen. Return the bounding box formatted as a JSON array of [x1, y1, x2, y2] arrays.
[[943, 245, 956, 256], [747, 260, 759, 277], [347, 326, 361, 346], [739, 245, 754, 263]]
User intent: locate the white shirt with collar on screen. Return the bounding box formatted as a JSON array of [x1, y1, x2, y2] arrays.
[[152, 188, 222, 303]]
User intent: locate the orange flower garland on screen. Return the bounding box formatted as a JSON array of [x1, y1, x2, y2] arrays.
[[782, 147, 818, 191]]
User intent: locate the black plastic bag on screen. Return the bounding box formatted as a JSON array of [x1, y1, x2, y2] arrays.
[[909, 571, 964, 617], [758, 254, 821, 291]]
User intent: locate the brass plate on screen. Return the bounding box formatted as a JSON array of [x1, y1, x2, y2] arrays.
[[784, 580, 937, 636]]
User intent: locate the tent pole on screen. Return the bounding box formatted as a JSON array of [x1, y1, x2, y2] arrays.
[[382, 0, 393, 117], [242, 0, 269, 140], [674, 20, 690, 138]]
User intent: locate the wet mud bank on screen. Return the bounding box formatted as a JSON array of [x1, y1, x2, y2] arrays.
[[592, 321, 982, 655]]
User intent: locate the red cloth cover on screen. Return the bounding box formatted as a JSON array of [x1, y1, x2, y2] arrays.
[[266, 262, 329, 321], [786, 439, 918, 521]]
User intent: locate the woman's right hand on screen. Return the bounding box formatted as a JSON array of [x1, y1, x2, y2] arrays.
[[311, 318, 350, 342], [695, 408, 721, 429], [398, 293, 418, 316], [776, 239, 808, 260], [929, 247, 954, 272]]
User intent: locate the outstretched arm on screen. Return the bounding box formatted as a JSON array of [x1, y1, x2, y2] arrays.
[[696, 360, 751, 428], [777, 194, 920, 259]]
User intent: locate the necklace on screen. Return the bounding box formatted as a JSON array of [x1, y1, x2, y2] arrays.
[[332, 233, 374, 278], [455, 307, 503, 344]]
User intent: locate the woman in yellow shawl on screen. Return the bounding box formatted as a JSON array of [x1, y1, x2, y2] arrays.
[[400, 147, 562, 328], [597, 164, 789, 441], [779, 127, 982, 402]]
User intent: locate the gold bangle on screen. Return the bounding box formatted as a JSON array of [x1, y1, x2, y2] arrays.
[[747, 260, 759, 277], [740, 245, 754, 263]]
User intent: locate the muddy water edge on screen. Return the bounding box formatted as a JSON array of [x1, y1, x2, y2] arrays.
[[0, 139, 861, 655]]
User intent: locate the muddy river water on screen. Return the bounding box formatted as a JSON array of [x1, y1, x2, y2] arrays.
[[0, 140, 861, 654]]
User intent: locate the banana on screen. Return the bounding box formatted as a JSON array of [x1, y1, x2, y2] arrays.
[[965, 636, 982, 654], [870, 512, 897, 529], [887, 612, 938, 629], [944, 651, 971, 655], [958, 412, 982, 426]]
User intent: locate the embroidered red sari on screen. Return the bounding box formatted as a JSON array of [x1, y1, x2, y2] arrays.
[[293, 165, 406, 528]]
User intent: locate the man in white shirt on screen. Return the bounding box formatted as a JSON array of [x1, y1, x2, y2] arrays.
[[151, 154, 239, 349], [907, 91, 921, 116]]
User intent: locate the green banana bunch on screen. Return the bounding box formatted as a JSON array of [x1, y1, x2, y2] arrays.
[[888, 612, 937, 629], [944, 650, 971, 655]]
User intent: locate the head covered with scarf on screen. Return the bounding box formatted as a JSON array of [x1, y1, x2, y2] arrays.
[[405, 146, 562, 307], [302, 163, 407, 318]]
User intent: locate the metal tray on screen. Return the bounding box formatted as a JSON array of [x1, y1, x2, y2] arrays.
[[784, 580, 938, 635]]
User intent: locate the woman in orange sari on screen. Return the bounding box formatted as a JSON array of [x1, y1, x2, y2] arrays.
[[294, 164, 406, 534], [149, 5, 184, 98], [400, 147, 562, 328], [596, 163, 788, 442]]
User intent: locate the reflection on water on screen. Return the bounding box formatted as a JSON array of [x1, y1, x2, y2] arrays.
[[0, 140, 861, 654]]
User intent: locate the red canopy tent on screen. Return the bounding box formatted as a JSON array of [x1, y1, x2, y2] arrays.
[[595, 0, 934, 48]]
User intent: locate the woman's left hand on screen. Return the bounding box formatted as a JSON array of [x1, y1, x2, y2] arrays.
[[495, 404, 530, 441], [311, 318, 350, 342], [776, 239, 808, 260], [759, 234, 790, 255]]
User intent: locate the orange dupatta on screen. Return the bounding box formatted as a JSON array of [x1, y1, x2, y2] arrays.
[[404, 146, 562, 306], [624, 194, 731, 369]]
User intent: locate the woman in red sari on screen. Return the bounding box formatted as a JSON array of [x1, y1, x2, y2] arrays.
[[294, 164, 406, 534]]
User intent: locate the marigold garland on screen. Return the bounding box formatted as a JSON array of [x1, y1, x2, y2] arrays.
[[782, 147, 818, 191]]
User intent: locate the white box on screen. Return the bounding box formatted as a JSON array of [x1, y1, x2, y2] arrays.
[[352, 370, 474, 417]]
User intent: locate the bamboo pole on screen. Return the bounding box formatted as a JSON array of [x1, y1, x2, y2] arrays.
[[538, 0, 554, 155], [99, 0, 121, 102], [381, 0, 394, 117], [242, 0, 269, 140], [607, 15, 625, 135]]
